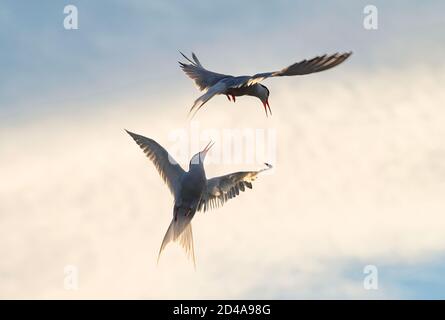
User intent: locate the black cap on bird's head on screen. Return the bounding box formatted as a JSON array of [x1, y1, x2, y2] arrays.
[[259, 84, 271, 117], [189, 141, 215, 167]]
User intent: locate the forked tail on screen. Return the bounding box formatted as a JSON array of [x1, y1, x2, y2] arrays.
[[157, 218, 196, 268]]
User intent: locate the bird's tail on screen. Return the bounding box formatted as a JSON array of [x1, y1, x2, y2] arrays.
[[188, 82, 226, 118], [157, 216, 196, 268]]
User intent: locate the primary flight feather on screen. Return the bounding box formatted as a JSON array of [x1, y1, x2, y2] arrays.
[[126, 130, 271, 266], [179, 51, 352, 117]]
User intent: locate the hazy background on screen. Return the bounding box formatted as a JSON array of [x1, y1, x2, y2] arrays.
[[1, 0, 445, 299]]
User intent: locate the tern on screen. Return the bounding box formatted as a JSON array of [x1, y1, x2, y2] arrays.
[[179, 51, 352, 117], [125, 130, 272, 266]]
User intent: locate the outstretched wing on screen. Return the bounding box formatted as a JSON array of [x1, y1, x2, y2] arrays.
[[125, 130, 185, 197], [179, 52, 230, 91], [197, 163, 272, 212], [244, 52, 352, 86]]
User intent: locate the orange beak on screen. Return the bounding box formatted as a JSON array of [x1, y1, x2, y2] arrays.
[[262, 99, 272, 117]]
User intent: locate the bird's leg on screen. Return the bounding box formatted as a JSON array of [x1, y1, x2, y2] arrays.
[[226, 94, 232, 102], [231, 95, 236, 102]]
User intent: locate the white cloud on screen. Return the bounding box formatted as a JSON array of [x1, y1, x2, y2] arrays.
[[1, 64, 445, 298]]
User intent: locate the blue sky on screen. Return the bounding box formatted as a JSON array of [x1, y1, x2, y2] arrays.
[[2, 0, 444, 119], [1, 1, 445, 299], [243, 256, 445, 299]]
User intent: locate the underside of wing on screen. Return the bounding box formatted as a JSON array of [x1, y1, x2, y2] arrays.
[[245, 52, 352, 86], [179, 52, 230, 91], [125, 130, 185, 196], [198, 163, 272, 212]]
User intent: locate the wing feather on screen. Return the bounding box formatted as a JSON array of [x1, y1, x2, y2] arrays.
[[179, 52, 230, 91], [198, 163, 272, 212], [125, 130, 185, 197], [245, 52, 352, 86]]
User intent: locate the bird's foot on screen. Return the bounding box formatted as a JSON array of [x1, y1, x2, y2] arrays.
[[226, 94, 232, 102]]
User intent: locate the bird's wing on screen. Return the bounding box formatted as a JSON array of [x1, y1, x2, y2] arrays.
[[197, 163, 272, 212], [179, 52, 230, 91], [243, 52, 352, 86], [126, 130, 185, 197], [188, 81, 228, 118]]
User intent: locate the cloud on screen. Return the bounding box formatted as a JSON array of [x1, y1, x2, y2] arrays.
[[1, 62, 445, 298], [2, 0, 445, 120]]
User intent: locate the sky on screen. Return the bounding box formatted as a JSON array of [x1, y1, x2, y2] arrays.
[[1, 1, 445, 299]]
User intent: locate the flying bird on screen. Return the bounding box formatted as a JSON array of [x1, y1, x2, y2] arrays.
[[125, 130, 272, 266], [179, 51, 352, 117]]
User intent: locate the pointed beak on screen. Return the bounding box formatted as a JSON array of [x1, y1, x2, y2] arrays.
[[262, 99, 272, 117], [201, 140, 215, 158]]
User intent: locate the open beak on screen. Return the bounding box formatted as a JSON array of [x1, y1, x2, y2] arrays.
[[201, 140, 215, 157], [262, 99, 272, 117]]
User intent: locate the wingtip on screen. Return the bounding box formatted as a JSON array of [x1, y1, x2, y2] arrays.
[[340, 51, 353, 59], [124, 129, 138, 139], [179, 51, 189, 61], [257, 162, 273, 174], [328, 51, 352, 58], [178, 61, 187, 70]]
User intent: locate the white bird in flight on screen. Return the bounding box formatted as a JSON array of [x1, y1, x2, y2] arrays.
[[125, 130, 272, 266], [179, 51, 352, 117]]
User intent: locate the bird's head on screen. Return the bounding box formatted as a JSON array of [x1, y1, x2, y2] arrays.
[[258, 84, 271, 117], [189, 141, 215, 169]]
